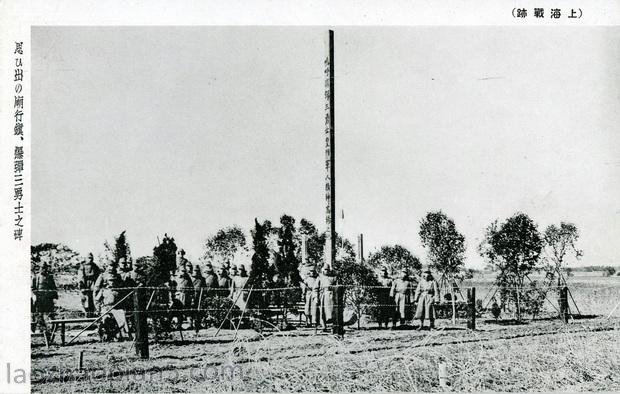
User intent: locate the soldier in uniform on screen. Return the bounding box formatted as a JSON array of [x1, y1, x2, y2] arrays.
[[175, 264, 194, 327], [118, 257, 136, 312], [231, 265, 249, 309], [377, 266, 395, 329], [32, 260, 58, 340], [122, 257, 142, 334], [218, 267, 233, 298], [229, 265, 239, 297], [318, 265, 336, 330], [191, 265, 207, 331], [93, 263, 122, 311], [77, 253, 100, 317], [302, 269, 320, 327], [203, 263, 219, 296], [93, 263, 130, 340], [178, 249, 193, 276], [390, 268, 414, 327], [414, 268, 440, 330], [491, 297, 501, 320]]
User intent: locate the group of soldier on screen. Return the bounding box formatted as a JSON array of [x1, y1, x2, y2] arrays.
[[31, 249, 255, 340], [300, 264, 441, 330], [379, 267, 441, 330], [32, 250, 443, 342], [31, 259, 59, 337]]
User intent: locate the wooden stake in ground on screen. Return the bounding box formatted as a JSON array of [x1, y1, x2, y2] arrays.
[[195, 288, 204, 334], [467, 287, 476, 330], [438, 361, 448, 389], [77, 350, 84, 371], [133, 287, 149, 359], [450, 276, 457, 325]]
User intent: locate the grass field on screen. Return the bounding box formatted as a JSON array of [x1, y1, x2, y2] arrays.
[[32, 274, 620, 392]]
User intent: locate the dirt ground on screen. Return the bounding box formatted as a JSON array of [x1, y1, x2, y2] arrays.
[[31, 315, 620, 393], [32, 274, 620, 392]]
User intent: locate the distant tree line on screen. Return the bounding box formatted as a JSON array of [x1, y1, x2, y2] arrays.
[[32, 209, 591, 323]]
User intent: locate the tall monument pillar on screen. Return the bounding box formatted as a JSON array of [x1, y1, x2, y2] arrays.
[[324, 30, 336, 270]]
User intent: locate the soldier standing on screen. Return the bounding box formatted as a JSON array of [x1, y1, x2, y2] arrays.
[[32, 260, 58, 340], [191, 265, 207, 331], [302, 269, 320, 327], [231, 265, 249, 309], [93, 264, 130, 340], [178, 249, 193, 276], [229, 265, 239, 298], [414, 268, 440, 330], [118, 257, 136, 312], [377, 266, 395, 329], [218, 267, 233, 298], [203, 263, 219, 296], [93, 263, 122, 312], [318, 265, 336, 331], [390, 268, 414, 328], [77, 253, 100, 317], [120, 257, 139, 334], [175, 264, 194, 327]]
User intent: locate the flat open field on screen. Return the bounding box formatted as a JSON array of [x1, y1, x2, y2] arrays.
[[32, 275, 620, 392]]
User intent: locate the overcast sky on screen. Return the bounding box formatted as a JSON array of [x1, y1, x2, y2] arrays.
[[32, 26, 620, 268]]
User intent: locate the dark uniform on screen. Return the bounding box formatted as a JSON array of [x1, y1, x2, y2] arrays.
[[178, 249, 192, 276], [175, 266, 194, 312], [218, 268, 232, 298], [77, 254, 100, 317], [118, 257, 136, 312], [191, 266, 207, 307], [377, 268, 395, 328], [191, 266, 207, 330], [203, 264, 219, 297], [32, 262, 58, 336]]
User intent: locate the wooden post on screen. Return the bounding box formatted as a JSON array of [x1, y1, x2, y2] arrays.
[[449, 276, 456, 325], [324, 30, 343, 338], [133, 287, 149, 359], [61, 322, 66, 346], [451, 285, 456, 325], [301, 234, 308, 266], [438, 361, 448, 389], [332, 283, 344, 337], [77, 350, 84, 371], [516, 283, 521, 322], [559, 286, 569, 323], [467, 287, 476, 330], [357, 234, 364, 264]]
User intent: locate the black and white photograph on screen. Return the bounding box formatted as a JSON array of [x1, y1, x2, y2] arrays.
[[2, 8, 620, 393]]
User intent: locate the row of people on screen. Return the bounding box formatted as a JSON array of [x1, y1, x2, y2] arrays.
[[382, 267, 440, 330], [301, 265, 440, 330], [33, 255, 442, 341]]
